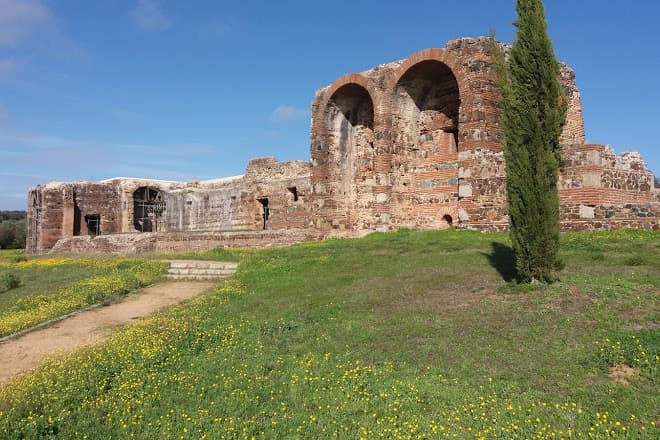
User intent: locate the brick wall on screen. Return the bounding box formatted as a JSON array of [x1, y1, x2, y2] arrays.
[[26, 37, 659, 255]]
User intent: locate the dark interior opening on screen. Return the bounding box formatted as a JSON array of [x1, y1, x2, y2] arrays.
[[287, 186, 298, 202], [257, 198, 269, 230], [73, 203, 81, 236], [395, 60, 460, 151], [134, 186, 166, 232], [442, 214, 453, 226], [85, 214, 101, 236]]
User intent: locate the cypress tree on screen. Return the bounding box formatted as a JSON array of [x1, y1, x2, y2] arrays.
[[495, 0, 567, 282]]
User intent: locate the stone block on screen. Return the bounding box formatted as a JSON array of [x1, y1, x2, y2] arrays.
[[579, 205, 595, 219], [458, 184, 473, 198]]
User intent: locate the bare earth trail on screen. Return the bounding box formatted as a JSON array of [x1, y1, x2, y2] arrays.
[[0, 281, 213, 384]]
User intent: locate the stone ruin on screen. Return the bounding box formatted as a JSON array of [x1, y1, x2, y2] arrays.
[[26, 38, 659, 255]]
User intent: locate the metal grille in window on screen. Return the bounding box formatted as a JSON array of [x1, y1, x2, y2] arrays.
[[133, 186, 166, 232]]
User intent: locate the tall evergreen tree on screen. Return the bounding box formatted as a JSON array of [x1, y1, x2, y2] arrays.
[[495, 0, 567, 282]]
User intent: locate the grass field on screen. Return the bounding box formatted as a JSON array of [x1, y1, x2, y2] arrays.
[[0, 229, 658, 438], [0, 257, 167, 338]]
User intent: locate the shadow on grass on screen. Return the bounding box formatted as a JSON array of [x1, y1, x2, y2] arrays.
[[484, 242, 519, 282]]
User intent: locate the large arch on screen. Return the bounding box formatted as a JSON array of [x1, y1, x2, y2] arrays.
[[389, 54, 461, 229], [320, 82, 375, 230]]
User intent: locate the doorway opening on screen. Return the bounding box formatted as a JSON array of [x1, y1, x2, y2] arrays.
[[85, 214, 101, 236], [257, 198, 269, 230]]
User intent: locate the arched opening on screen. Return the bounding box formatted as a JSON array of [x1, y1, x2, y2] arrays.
[[133, 186, 165, 232], [391, 60, 460, 229], [323, 83, 374, 229], [442, 214, 453, 227], [393, 60, 459, 151]]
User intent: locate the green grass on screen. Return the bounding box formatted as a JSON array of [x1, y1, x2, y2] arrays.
[[0, 249, 24, 263], [0, 262, 108, 313], [0, 258, 168, 337], [0, 229, 658, 438]]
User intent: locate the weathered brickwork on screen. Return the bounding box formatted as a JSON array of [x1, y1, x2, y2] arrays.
[[27, 158, 312, 254], [26, 37, 659, 255]]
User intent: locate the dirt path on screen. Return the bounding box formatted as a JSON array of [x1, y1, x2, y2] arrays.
[[0, 281, 213, 384]]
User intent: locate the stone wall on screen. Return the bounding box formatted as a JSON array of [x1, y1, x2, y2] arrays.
[[50, 229, 322, 255], [26, 37, 659, 255], [559, 144, 658, 230], [26, 159, 313, 255], [310, 38, 591, 232], [238, 157, 313, 231]]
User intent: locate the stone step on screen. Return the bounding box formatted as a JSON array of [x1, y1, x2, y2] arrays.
[[167, 268, 235, 276], [164, 260, 238, 281], [166, 274, 228, 281], [169, 262, 238, 270]]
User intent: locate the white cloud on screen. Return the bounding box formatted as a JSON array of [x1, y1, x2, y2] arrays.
[[270, 105, 309, 122], [130, 0, 172, 33], [0, 0, 54, 47]]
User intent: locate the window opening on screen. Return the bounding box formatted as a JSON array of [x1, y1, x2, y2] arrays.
[[85, 214, 101, 236], [257, 198, 269, 230], [287, 186, 298, 202], [134, 186, 166, 232]]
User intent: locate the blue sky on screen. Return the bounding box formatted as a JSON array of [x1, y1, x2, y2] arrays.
[[1, 0, 659, 210]]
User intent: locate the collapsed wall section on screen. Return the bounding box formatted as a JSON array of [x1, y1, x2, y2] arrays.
[[26, 182, 122, 255], [239, 157, 313, 231], [559, 144, 658, 230]]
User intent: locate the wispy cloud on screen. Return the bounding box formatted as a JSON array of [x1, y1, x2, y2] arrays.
[[0, 0, 54, 47], [198, 19, 232, 42], [270, 105, 309, 122], [0, 1, 85, 61], [130, 0, 172, 33], [0, 105, 9, 125], [109, 107, 145, 123], [0, 58, 21, 77], [0, 124, 231, 208]]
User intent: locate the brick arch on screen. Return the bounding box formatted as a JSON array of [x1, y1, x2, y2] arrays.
[[311, 74, 379, 231], [391, 48, 465, 91], [386, 48, 465, 230], [324, 73, 380, 113], [311, 73, 380, 152]]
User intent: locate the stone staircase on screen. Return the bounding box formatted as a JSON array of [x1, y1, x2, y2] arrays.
[[165, 260, 238, 281]]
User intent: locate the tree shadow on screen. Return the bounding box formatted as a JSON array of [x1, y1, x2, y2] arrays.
[[483, 242, 519, 282]]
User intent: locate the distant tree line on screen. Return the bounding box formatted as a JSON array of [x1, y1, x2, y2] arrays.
[[0, 211, 26, 249], [0, 211, 26, 221]]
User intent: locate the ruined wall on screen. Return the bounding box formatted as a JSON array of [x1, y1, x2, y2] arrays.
[[238, 157, 313, 231], [72, 183, 122, 236], [26, 36, 659, 255], [559, 144, 658, 230], [311, 38, 588, 232], [106, 177, 244, 233], [26, 182, 121, 254], [27, 159, 312, 254]]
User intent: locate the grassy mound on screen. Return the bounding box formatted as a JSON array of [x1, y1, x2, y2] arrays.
[[0, 229, 657, 438]]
